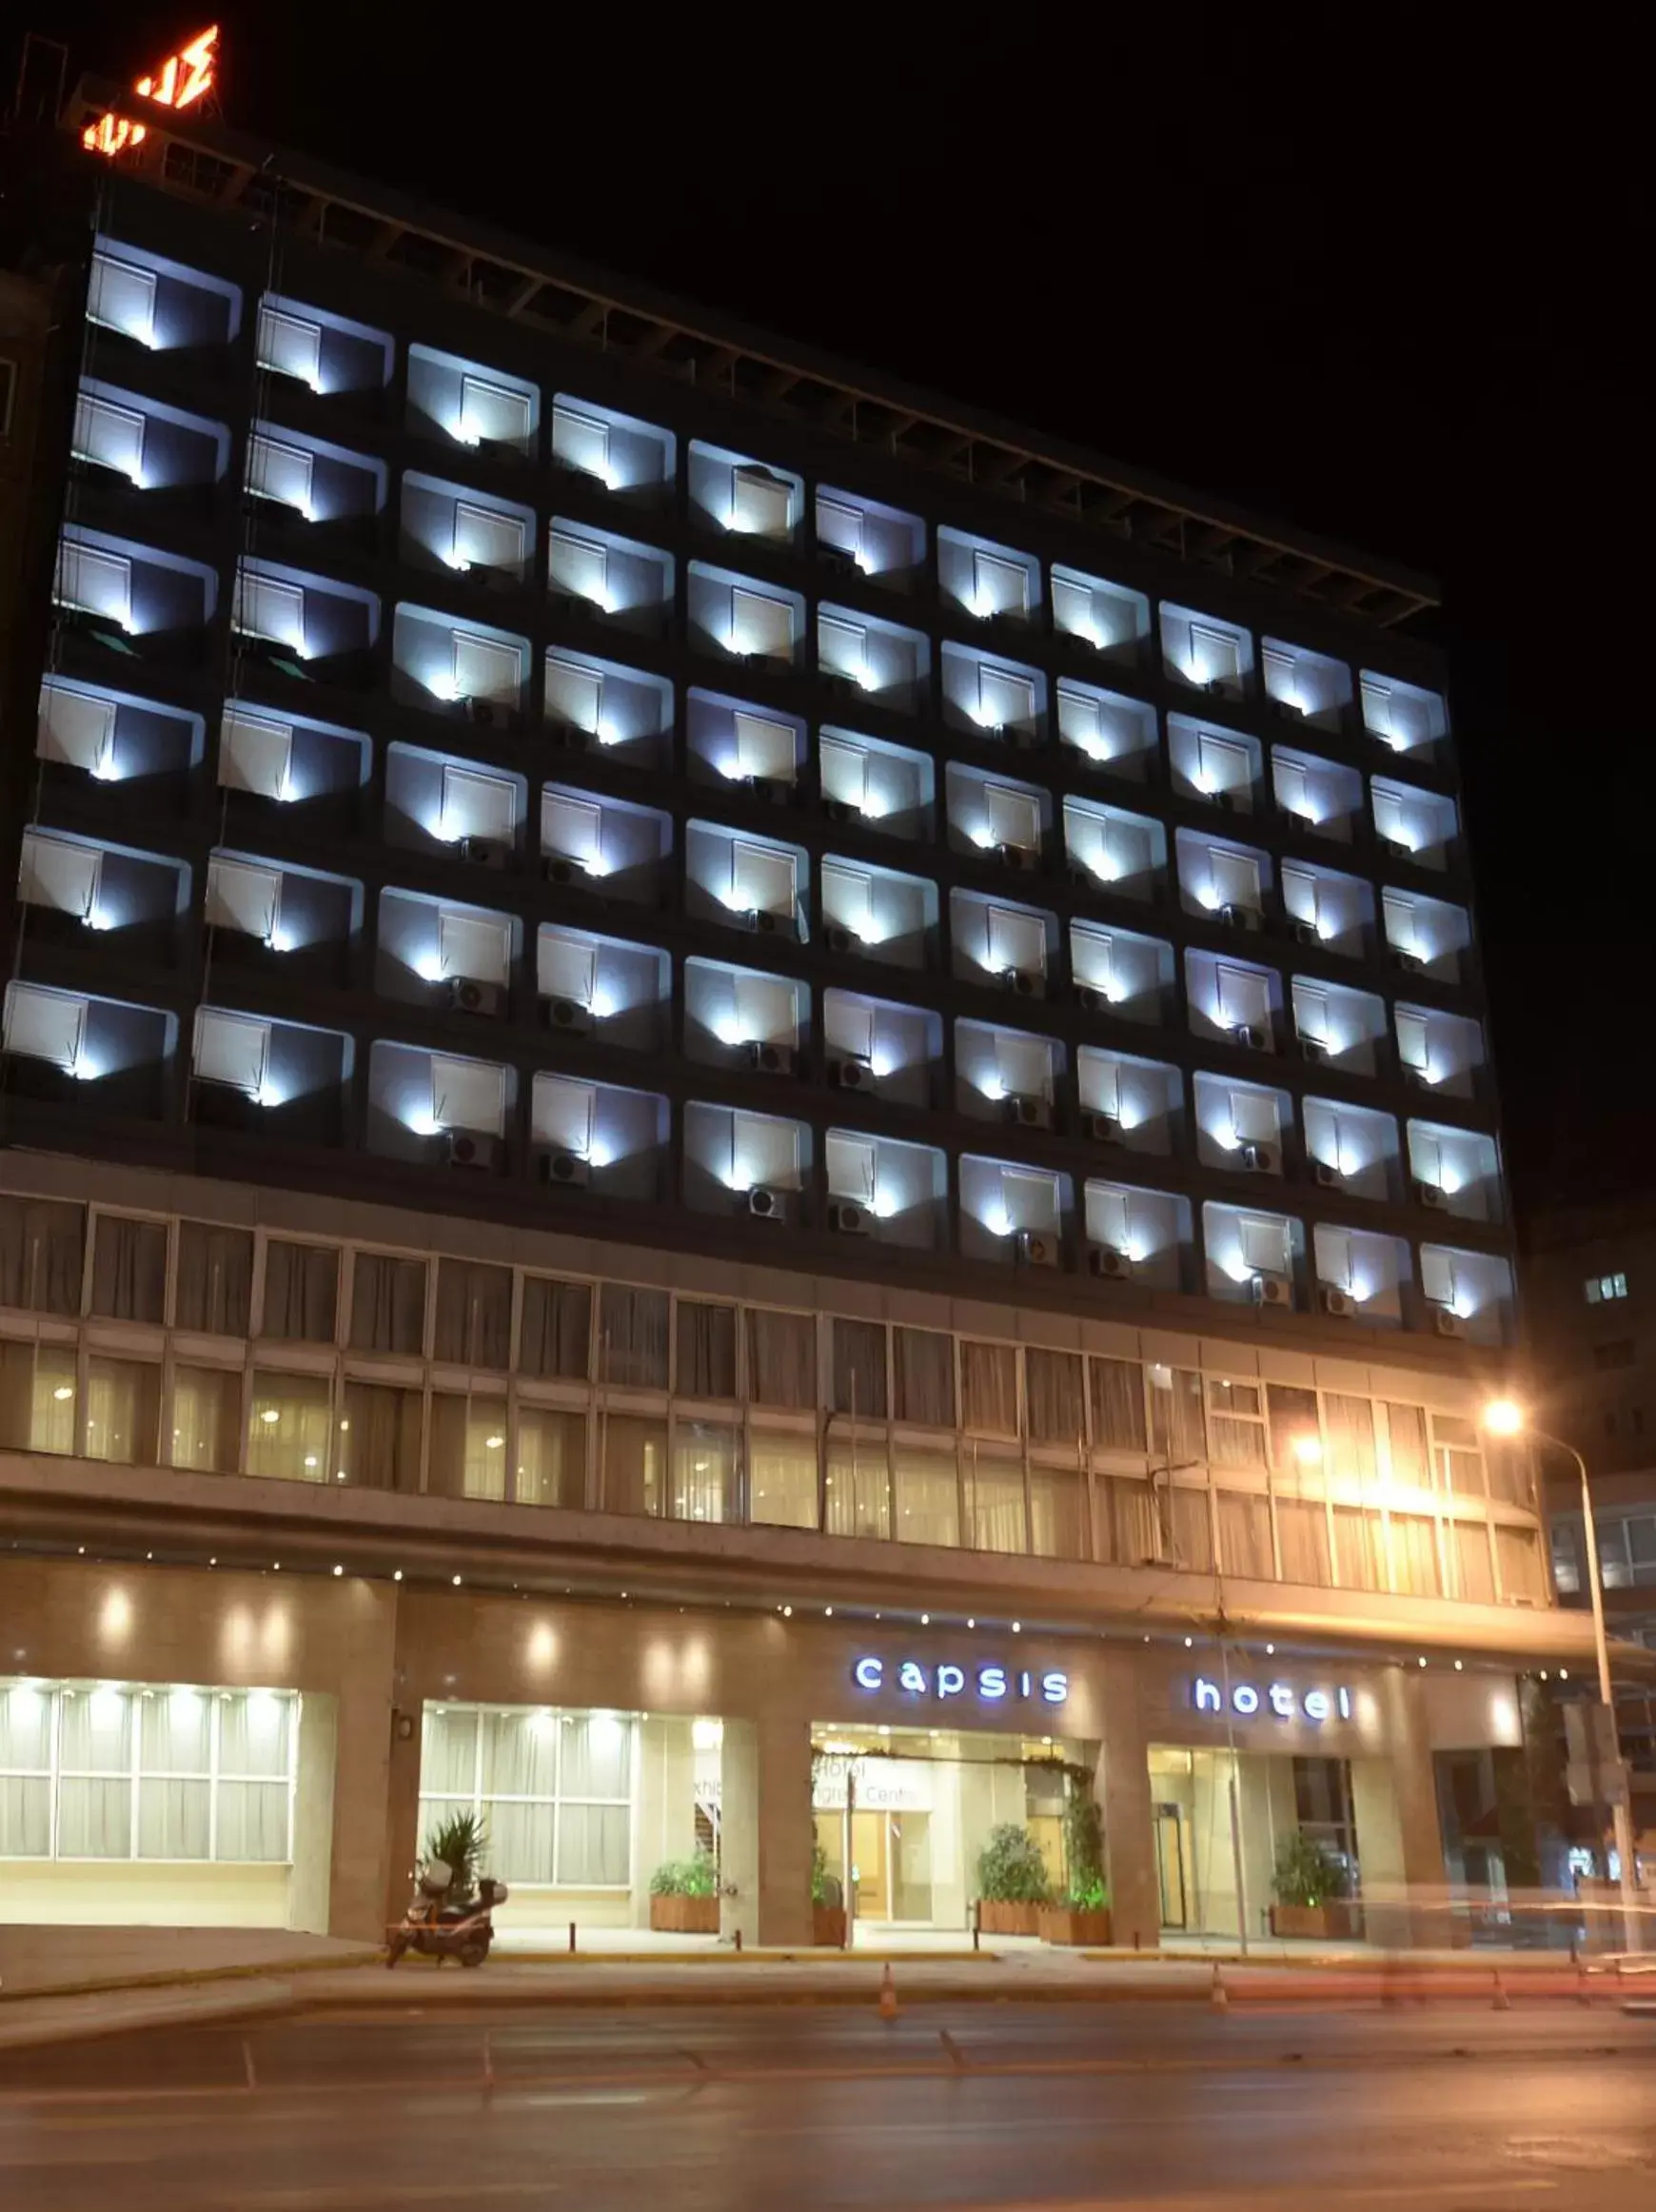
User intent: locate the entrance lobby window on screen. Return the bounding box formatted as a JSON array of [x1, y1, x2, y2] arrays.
[[419, 1703, 634, 1888]]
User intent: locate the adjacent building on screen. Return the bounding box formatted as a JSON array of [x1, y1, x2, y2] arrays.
[[0, 67, 1626, 1948]]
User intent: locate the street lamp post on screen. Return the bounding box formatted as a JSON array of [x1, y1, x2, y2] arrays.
[[1484, 1401, 1640, 1952]]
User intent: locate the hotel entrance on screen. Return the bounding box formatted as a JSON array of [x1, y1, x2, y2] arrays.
[[1148, 1746, 1359, 1943], [811, 1722, 1078, 1937]]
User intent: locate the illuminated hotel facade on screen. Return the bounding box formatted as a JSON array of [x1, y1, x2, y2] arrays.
[[0, 58, 1628, 1946]]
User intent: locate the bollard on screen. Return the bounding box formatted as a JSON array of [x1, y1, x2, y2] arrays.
[[482, 2031, 495, 2099], [569, 1920, 576, 1954], [973, 1899, 980, 1954], [1210, 1963, 1229, 2012], [1491, 1969, 1510, 2012], [734, 1926, 742, 1953], [241, 2037, 258, 2093], [878, 1962, 898, 2021]]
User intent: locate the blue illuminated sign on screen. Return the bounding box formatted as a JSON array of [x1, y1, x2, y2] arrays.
[[1192, 1677, 1352, 1723], [853, 1655, 1068, 1707]]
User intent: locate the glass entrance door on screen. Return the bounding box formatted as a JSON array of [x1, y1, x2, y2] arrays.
[[1155, 1802, 1190, 1931]]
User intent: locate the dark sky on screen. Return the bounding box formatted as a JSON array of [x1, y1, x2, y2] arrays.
[[28, 8, 1650, 1218]]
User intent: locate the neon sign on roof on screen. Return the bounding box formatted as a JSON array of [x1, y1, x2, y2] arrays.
[[81, 25, 219, 159]]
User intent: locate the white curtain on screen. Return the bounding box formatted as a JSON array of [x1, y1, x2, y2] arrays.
[[748, 1432, 818, 1529], [892, 1445, 959, 1547]]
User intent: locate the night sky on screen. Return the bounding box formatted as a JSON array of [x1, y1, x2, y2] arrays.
[[24, 9, 1646, 1219]]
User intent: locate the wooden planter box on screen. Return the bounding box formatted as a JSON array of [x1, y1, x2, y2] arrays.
[[976, 1899, 1042, 1937], [1269, 1902, 1360, 1942], [812, 1905, 848, 1948], [1037, 1905, 1114, 1947], [649, 1893, 720, 1934]]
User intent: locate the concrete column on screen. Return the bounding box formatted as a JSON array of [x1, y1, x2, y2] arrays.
[[720, 1712, 813, 1947], [1353, 1665, 1450, 1948], [289, 1692, 338, 1935], [1098, 1653, 1162, 1952]]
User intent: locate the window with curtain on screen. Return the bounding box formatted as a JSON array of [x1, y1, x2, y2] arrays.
[[1216, 1491, 1273, 1579], [422, 1704, 633, 1888], [749, 1430, 818, 1529], [1205, 1380, 1266, 1469], [1090, 1357, 1147, 1452], [601, 1413, 666, 1515], [1268, 1384, 1322, 1478], [1026, 1349, 1085, 1447], [58, 1686, 133, 1858], [831, 1319, 888, 1420], [1275, 1497, 1331, 1586], [892, 1442, 959, 1547], [261, 1239, 338, 1344], [676, 1303, 738, 1399], [1453, 1520, 1497, 1604], [965, 1450, 1028, 1553], [1484, 1439, 1534, 1509], [1029, 1463, 1086, 1560], [173, 1223, 253, 1336], [1110, 1476, 1161, 1565], [1148, 1365, 1204, 1465], [1324, 1394, 1377, 1485], [1170, 1486, 1213, 1573], [89, 1214, 168, 1323], [433, 1258, 513, 1369], [0, 1682, 52, 1856], [83, 1355, 160, 1465], [337, 1381, 424, 1492], [246, 1371, 332, 1482], [519, 1277, 591, 1382], [1331, 1505, 1383, 1589], [1381, 1402, 1430, 1488], [514, 1406, 585, 1508], [0, 1195, 85, 1315], [138, 1687, 211, 1859], [597, 1285, 669, 1389], [825, 1430, 891, 1539], [670, 1419, 739, 1522], [960, 1341, 1017, 1437], [348, 1253, 426, 1355], [1496, 1525, 1547, 1603], [169, 1366, 243, 1473], [1387, 1512, 1442, 1597], [893, 1329, 954, 1428], [429, 1394, 509, 1500], [745, 1309, 816, 1409], [0, 1341, 75, 1452]]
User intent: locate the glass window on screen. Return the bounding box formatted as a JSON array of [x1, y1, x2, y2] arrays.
[[1026, 1349, 1085, 1447], [0, 1340, 76, 1452], [597, 1285, 669, 1390], [1148, 1365, 1204, 1465], [893, 1329, 954, 1428], [965, 1452, 1027, 1552], [336, 1381, 424, 1492], [0, 1195, 85, 1314], [676, 1302, 738, 1399], [1216, 1491, 1273, 1579], [1324, 1395, 1377, 1485], [1205, 1379, 1266, 1469], [1332, 1505, 1383, 1589], [1549, 1522, 1580, 1595], [1030, 1462, 1087, 1559], [0, 1683, 51, 1856], [670, 1419, 739, 1522], [433, 1259, 513, 1369], [515, 1406, 585, 1508], [961, 1341, 1018, 1437], [174, 1223, 253, 1336], [1387, 1513, 1442, 1597], [519, 1276, 591, 1382], [1268, 1384, 1322, 1477], [1454, 1520, 1496, 1605], [745, 1308, 816, 1409], [261, 1239, 339, 1342], [831, 1318, 887, 1419], [89, 1214, 168, 1323], [1170, 1486, 1212, 1572], [601, 1412, 666, 1514], [246, 1371, 332, 1482], [825, 1430, 890, 1539], [749, 1430, 818, 1529], [349, 1253, 426, 1354], [1496, 1524, 1547, 1603], [892, 1442, 958, 1547], [429, 1394, 508, 1500], [1109, 1475, 1161, 1564], [83, 1354, 160, 1464], [1090, 1357, 1147, 1452], [1382, 1403, 1429, 1487], [1275, 1497, 1330, 1585], [169, 1365, 242, 1472]]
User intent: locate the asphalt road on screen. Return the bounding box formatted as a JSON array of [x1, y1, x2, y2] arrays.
[[1, 2002, 1653, 2209]]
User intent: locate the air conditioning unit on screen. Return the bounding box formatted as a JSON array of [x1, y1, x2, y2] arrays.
[[1297, 1036, 1329, 1064], [996, 841, 1037, 873], [1415, 1178, 1449, 1210], [1204, 677, 1232, 697], [543, 855, 582, 886], [746, 775, 794, 806], [1015, 1230, 1057, 1269], [747, 1040, 795, 1076], [753, 908, 794, 939], [1084, 1111, 1124, 1145], [1004, 1094, 1053, 1130], [1320, 1285, 1354, 1319], [1380, 836, 1411, 861], [1312, 1158, 1342, 1188], [547, 723, 589, 753], [1220, 902, 1259, 932], [1252, 1274, 1292, 1310], [1240, 1141, 1280, 1175], [463, 696, 500, 727], [449, 977, 504, 1018], [822, 670, 861, 700], [1231, 1022, 1266, 1050], [823, 799, 857, 825], [1291, 918, 1320, 946], [829, 1055, 873, 1091], [445, 1130, 501, 1172], [747, 1185, 782, 1221], [1209, 786, 1235, 812], [1390, 946, 1425, 974], [458, 836, 508, 869], [542, 1149, 590, 1187], [816, 543, 858, 578], [1431, 1304, 1467, 1339], [1001, 969, 1036, 997], [544, 996, 592, 1036], [1076, 985, 1110, 1013], [828, 1201, 870, 1236], [1401, 1064, 1430, 1089], [824, 923, 853, 955], [1089, 1246, 1130, 1280], [1008, 724, 1044, 753]]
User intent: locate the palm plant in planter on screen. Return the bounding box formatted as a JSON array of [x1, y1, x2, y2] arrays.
[[976, 1822, 1052, 1936], [1269, 1831, 1353, 1941], [648, 1848, 720, 1933], [1038, 1779, 1113, 1945], [423, 1809, 487, 1900], [810, 1829, 847, 1947]]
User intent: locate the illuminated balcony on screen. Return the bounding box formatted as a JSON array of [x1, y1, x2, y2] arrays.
[[1313, 1224, 1411, 1327], [684, 958, 808, 1074], [1382, 886, 1471, 985], [1161, 602, 1253, 700], [685, 821, 806, 940], [206, 851, 359, 987], [368, 1040, 516, 1169], [217, 701, 370, 826], [70, 380, 229, 509], [550, 520, 673, 637], [1291, 975, 1389, 1077], [1168, 713, 1259, 813], [1202, 1201, 1303, 1310], [543, 648, 671, 772], [16, 830, 187, 962], [1064, 798, 1166, 903], [947, 762, 1051, 871], [1055, 678, 1157, 782], [821, 989, 940, 1110], [1361, 670, 1449, 760], [938, 526, 1040, 634], [533, 1074, 668, 1199], [1279, 858, 1374, 959], [384, 741, 526, 867], [689, 562, 804, 671], [958, 1155, 1069, 1271], [536, 925, 670, 1056], [53, 527, 217, 665], [87, 238, 241, 359], [941, 642, 1045, 749], [1300, 1096, 1400, 1203], [817, 727, 933, 840], [36, 679, 201, 791], [1262, 638, 1351, 731], [818, 604, 929, 716], [402, 472, 532, 586], [1085, 1178, 1189, 1292], [551, 394, 675, 504], [1069, 919, 1175, 1027], [1416, 1245, 1514, 1347], [1407, 1120, 1502, 1222], [1077, 1047, 1181, 1155], [824, 1129, 946, 1251], [543, 788, 672, 909], [1271, 745, 1363, 843], [1193, 1073, 1294, 1179], [1176, 828, 1272, 932], [376, 888, 522, 1013], [2, 982, 174, 1116], [684, 1101, 811, 1221], [950, 889, 1055, 999], [821, 855, 935, 969], [390, 603, 527, 725], [1371, 776, 1459, 871], [689, 442, 801, 545], [260, 294, 392, 405], [686, 691, 803, 800], [191, 1005, 352, 1143], [955, 1018, 1065, 1128], [1185, 949, 1281, 1055], [1051, 565, 1150, 666], [814, 486, 924, 589], [406, 343, 535, 457], [232, 559, 379, 683], [1394, 1002, 1486, 1100]]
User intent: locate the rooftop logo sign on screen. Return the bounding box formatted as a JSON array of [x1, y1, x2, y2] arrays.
[[82, 25, 219, 159]]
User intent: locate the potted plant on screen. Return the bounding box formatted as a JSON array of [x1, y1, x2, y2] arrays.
[[811, 1830, 847, 1947], [1269, 1831, 1356, 1941], [424, 1809, 487, 1900], [1038, 1783, 1113, 1945], [976, 1822, 1052, 1936], [648, 1848, 720, 1933]]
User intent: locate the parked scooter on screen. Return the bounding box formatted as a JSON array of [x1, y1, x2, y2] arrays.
[[385, 1856, 507, 1967]]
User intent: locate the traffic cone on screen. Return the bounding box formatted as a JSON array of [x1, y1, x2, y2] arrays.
[[877, 1963, 898, 2021], [1491, 1969, 1510, 2011], [1210, 1963, 1229, 2012]]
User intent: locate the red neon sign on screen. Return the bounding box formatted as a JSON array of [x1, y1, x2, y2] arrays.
[[82, 25, 219, 158]]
